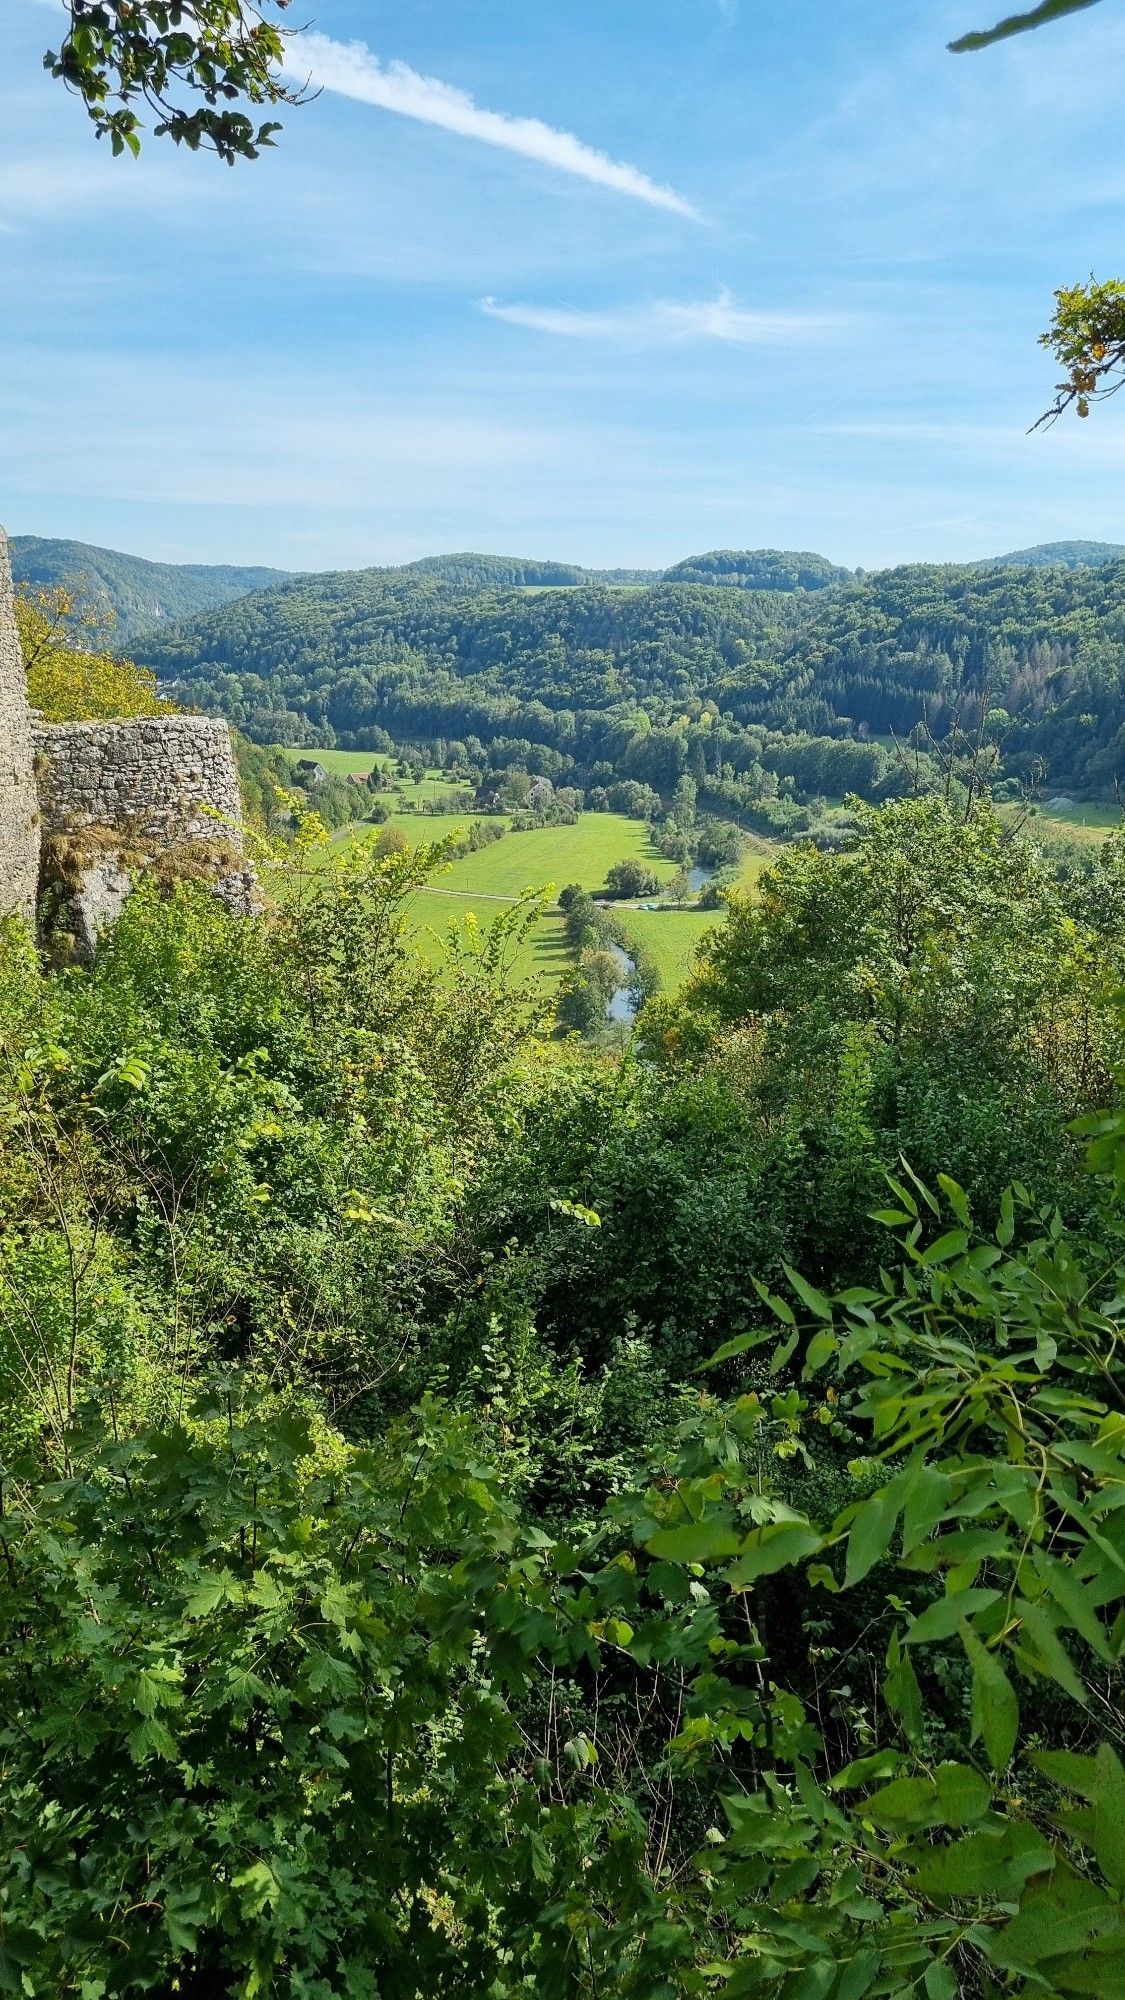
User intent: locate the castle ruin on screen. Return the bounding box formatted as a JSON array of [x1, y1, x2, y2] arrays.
[[0, 524, 255, 954]]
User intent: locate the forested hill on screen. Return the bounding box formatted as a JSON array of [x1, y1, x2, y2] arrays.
[[375, 548, 849, 589], [137, 567, 815, 741], [662, 548, 852, 589], [757, 558, 1125, 798], [10, 537, 294, 642], [393, 552, 661, 587], [135, 553, 1125, 800], [980, 539, 1125, 569]]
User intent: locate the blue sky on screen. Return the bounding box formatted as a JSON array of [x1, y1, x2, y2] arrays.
[[2, 0, 1124, 571]]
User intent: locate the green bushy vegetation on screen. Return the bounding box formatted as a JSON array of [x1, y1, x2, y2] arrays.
[[1, 800, 1123, 1996]]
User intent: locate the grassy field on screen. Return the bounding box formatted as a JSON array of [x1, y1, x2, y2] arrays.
[[283, 746, 778, 998], [284, 748, 462, 809], [333, 811, 677, 893], [618, 907, 718, 989], [1024, 801, 1121, 841], [384, 816, 679, 992], [406, 891, 569, 990], [436, 817, 675, 899]]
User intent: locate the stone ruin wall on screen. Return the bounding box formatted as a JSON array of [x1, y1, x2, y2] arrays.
[[0, 523, 256, 950], [0, 526, 40, 922], [34, 715, 245, 844]]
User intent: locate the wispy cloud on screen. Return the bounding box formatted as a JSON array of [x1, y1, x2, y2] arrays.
[[480, 290, 843, 345], [289, 32, 701, 220]]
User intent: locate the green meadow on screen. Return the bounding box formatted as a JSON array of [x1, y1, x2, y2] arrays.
[[289, 748, 455, 808], [380, 814, 680, 993], [1024, 799, 1122, 840], [282, 748, 782, 997]]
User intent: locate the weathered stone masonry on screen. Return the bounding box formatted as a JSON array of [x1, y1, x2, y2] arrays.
[[0, 526, 40, 922], [34, 716, 244, 842], [0, 524, 255, 950]]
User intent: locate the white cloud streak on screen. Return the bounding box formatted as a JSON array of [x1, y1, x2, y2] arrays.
[[480, 290, 843, 346], [289, 32, 701, 220]]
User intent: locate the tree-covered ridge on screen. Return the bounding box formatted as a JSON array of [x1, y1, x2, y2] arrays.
[[391, 552, 661, 588], [10, 537, 294, 644], [662, 548, 853, 590], [133, 568, 815, 741], [978, 539, 1125, 569], [133, 551, 1125, 799], [761, 557, 1125, 793]]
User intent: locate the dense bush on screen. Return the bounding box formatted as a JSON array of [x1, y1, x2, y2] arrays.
[[0, 801, 1122, 1995]]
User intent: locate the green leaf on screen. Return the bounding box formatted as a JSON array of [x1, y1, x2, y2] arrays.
[[769, 1329, 800, 1372], [987, 1863, 1118, 1970], [906, 1588, 1000, 1644], [844, 1484, 901, 1586], [726, 1522, 823, 1585], [885, 1629, 925, 1747], [996, 1186, 1016, 1247], [864, 1774, 941, 1829], [183, 1571, 240, 1618], [910, 1822, 1053, 1901], [961, 1620, 1019, 1770], [919, 1228, 970, 1267], [753, 1277, 797, 1327], [804, 1329, 838, 1374], [645, 1520, 745, 1563], [1035, 1744, 1125, 1890], [845, 1762, 990, 1841], [830, 1750, 901, 1790], [1032, 1551, 1113, 1662], [933, 1761, 992, 1827], [782, 1263, 833, 1322], [128, 1715, 178, 1763], [901, 1465, 951, 1556], [924, 1961, 958, 2000], [937, 1174, 972, 1227], [1015, 1597, 1087, 1702], [835, 1950, 879, 2000], [704, 1329, 773, 1368]]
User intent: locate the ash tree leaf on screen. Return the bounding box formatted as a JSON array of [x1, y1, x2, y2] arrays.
[[933, 1761, 992, 1827], [835, 1949, 879, 2000], [703, 1329, 773, 1368], [863, 1774, 941, 1829], [924, 1960, 958, 2000], [727, 1522, 823, 1585], [906, 1588, 1001, 1644], [961, 1620, 1019, 1770], [1035, 1743, 1125, 1890], [844, 1484, 903, 1587], [936, 1174, 972, 1226], [782, 1264, 834, 1322], [645, 1520, 744, 1563], [1032, 1550, 1113, 1661], [1015, 1598, 1087, 1702], [919, 1228, 970, 1268], [885, 1628, 925, 1746]]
